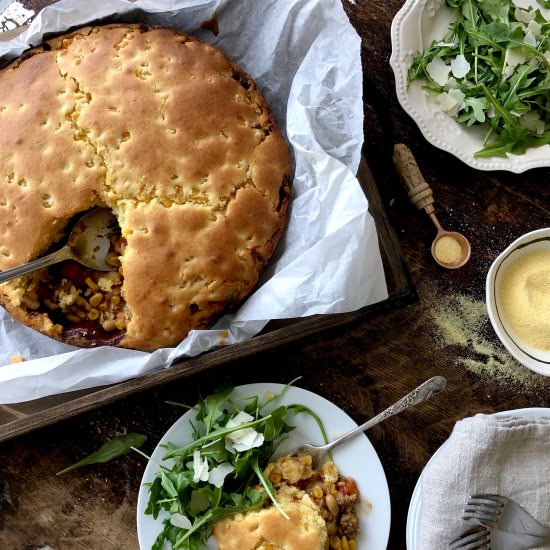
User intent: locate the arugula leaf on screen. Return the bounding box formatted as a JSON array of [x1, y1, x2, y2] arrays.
[[195, 385, 232, 433], [189, 488, 215, 514], [479, 0, 509, 22], [162, 416, 271, 461], [457, 96, 488, 124], [56, 433, 146, 475]]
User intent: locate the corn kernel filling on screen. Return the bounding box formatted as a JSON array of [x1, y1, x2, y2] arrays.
[[29, 230, 128, 335], [264, 454, 360, 546]]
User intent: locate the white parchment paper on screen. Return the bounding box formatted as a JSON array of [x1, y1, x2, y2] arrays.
[[0, 0, 388, 403]]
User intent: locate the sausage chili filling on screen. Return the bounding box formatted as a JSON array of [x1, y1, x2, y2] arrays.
[[264, 454, 361, 549]]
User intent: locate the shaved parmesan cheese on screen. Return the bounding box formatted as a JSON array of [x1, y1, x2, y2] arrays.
[[445, 76, 459, 90], [527, 20, 542, 36], [503, 48, 529, 80], [208, 462, 235, 487], [514, 6, 536, 23], [520, 111, 545, 134], [228, 410, 254, 425], [426, 57, 451, 86], [524, 29, 538, 47], [435, 88, 465, 116], [193, 449, 209, 482], [224, 411, 265, 453], [170, 513, 192, 530], [451, 54, 470, 78]]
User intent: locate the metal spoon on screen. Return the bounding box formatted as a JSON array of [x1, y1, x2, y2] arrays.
[[295, 376, 446, 467], [393, 143, 471, 269], [0, 207, 119, 284]]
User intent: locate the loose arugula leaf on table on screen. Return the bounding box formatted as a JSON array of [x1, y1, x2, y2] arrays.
[[141, 382, 329, 550], [407, 0, 550, 157], [56, 433, 147, 475]]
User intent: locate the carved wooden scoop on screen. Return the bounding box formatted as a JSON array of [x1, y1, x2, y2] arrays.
[[393, 143, 471, 269]]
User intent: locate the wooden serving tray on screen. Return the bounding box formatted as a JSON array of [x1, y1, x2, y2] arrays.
[[0, 156, 415, 443]]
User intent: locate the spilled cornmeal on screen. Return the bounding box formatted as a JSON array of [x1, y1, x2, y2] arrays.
[[427, 285, 548, 389], [498, 250, 550, 351]]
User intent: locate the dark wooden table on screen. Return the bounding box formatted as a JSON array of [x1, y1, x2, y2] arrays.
[[2, 1, 550, 548]]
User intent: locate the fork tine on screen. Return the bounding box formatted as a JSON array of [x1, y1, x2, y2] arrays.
[[468, 496, 503, 505], [462, 514, 497, 528], [464, 502, 500, 513], [462, 510, 498, 523], [463, 506, 499, 522], [470, 494, 505, 505], [448, 528, 490, 549], [463, 505, 499, 516]]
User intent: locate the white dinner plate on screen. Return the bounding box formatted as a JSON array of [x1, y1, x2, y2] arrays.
[[406, 408, 550, 548], [137, 382, 391, 550], [390, 0, 550, 172]]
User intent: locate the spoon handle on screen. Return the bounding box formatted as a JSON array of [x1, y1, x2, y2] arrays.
[[0, 245, 74, 284], [393, 143, 435, 211], [322, 376, 447, 454]]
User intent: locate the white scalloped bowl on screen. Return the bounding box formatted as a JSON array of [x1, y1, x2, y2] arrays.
[[390, 0, 550, 173], [486, 228, 550, 377]]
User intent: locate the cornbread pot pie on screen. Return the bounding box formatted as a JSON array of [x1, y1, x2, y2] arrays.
[[0, 23, 290, 350], [213, 455, 361, 550]]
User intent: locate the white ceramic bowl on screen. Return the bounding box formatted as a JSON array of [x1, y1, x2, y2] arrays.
[[390, 0, 550, 173], [486, 228, 550, 376]]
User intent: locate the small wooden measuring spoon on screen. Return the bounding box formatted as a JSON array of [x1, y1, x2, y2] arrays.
[[393, 143, 471, 269]]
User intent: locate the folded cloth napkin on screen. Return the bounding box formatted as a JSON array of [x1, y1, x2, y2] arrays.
[[417, 412, 550, 549]]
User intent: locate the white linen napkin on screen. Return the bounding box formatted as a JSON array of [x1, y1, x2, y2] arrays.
[[417, 412, 550, 549]]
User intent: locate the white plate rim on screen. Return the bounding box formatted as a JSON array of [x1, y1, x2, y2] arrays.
[[136, 382, 392, 550], [405, 407, 550, 549], [389, 0, 550, 173]]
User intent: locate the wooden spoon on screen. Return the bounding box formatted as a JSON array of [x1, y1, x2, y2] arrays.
[[393, 143, 471, 269]]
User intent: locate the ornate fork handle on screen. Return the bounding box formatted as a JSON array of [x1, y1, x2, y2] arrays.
[[319, 376, 447, 455]]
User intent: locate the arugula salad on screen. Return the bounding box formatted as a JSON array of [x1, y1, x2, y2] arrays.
[[408, 0, 550, 157], [138, 383, 328, 550]]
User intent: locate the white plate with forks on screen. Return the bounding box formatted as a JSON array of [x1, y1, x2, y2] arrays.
[[406, 408, 550, 549]]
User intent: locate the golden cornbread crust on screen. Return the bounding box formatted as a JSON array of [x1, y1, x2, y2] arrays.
[[212, 500, 328, 550], [0, 23, 290, 350]]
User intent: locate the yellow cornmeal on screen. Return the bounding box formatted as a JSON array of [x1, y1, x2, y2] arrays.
[[498, 250, 550, 351], [429, 287, 547, 389], [434, 235, 462, 264]]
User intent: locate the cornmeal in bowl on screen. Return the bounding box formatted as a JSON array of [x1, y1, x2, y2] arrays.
[[0, 23, 290, 350]]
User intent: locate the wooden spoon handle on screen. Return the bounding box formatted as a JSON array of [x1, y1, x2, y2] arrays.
[[393, 143, 434, 211]]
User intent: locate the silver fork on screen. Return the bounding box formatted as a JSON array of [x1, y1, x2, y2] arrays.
[[294, 376, 446, 467], [464, 494, 550, 539], [449, 526, 550, 550], [449, 526, 490, 549]]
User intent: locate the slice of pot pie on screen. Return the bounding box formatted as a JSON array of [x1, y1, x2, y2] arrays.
[[213, 454, 361, 550]]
